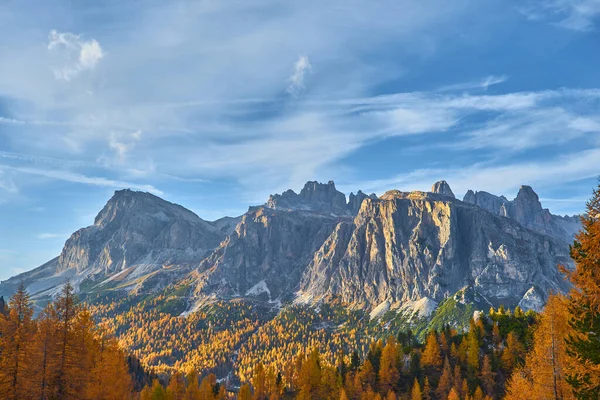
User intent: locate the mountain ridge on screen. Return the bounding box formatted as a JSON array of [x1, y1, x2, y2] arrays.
[[0, 180, 580, 315]]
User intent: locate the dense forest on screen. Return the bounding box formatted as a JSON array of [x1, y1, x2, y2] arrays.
[[2, 183, 600, 399]]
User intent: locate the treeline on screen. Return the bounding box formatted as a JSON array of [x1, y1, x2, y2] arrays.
[[0, 282, 134, 400]]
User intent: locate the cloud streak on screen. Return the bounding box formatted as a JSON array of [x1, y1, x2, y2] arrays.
[[1, 165, 162, 195]]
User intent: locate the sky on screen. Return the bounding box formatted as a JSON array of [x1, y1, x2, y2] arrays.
[[1, 0, 600, 280]]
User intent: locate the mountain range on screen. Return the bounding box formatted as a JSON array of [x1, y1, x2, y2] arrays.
[[0, 180, 580, 316]]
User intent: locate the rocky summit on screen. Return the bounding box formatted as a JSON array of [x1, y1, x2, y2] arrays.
[[0, 180, 580, 315]]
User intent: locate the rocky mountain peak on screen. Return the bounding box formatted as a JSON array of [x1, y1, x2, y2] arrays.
[[299, 180, 346, 207], [463, 185, 580, 243], [431, 180, 455, 198], [94, 189, 200, 227], [266, 180, 349, 214], [514, 185, 543, 213]]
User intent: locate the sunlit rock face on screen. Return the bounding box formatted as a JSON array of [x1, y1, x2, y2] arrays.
[[299, 186, 573, 310], [193, 181, 364, 300], [431, 180, 455, 199], [0, 180, 580, 313]]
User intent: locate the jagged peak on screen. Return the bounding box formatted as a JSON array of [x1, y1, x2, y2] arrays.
[[266, 180, 348, 213], [431, 180, 455, 198], [514, 184, 542, 211]]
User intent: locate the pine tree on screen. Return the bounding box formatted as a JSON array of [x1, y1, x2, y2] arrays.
[[0, 282, 35, 400], [411, 378, 422, 400], [421, 332, 442, 367], [562, 180, 600, 398]]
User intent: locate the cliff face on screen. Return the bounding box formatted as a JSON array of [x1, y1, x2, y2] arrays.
[[57, 190, 225, 276], [0, 180, 581, 314], [463, 185, 580, 243], [193, 181, 356, 301], [299, 190, 573, 310]]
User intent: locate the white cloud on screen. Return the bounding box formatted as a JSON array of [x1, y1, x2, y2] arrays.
[[520, 0, 600, 31], [48, 30, 104, 81], [439, 75, 508, 92], [287, 56, 312, 97], [3, 166, 162, 195], [108, 130, 142, 162]]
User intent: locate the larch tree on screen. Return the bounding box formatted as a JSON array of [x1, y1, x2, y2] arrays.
[[421, 332, 442, 367], [29, 304, 55, 400], [411, 378, 422, 400], [502, 332, 525, 371], [166, 372, 187, 400], [447, 387, 460, 400], [562, 180, 600, 398], [252, 362, 267, 400], [378, 337, 400, 394], [422, 377, 432, 400], [527, 295, 574, 400], [51, 281, 81, 399], [436, 357, 452, 399], [0, 282, 35, 400], [238, 383, 252, 400]]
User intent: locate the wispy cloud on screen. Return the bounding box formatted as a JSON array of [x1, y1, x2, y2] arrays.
[[47, 30, 104, 81], [520, 0, 600, 31], [345, 147, 600, 202], [287, 56, 312, 97], [439, 75, 508, 92], [1, 166, 162, 195]]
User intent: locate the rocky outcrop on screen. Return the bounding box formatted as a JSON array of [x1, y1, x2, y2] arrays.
[[194, 206, 348, 301], [463, 185, 580, 243], [431, 180, 455, 198], [266, 181, 349, 215], [299, 188, 572, 310], [463, 190, 510, 216]]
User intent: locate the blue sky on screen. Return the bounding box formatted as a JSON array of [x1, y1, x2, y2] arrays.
[[1, 0, 600, 280]]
